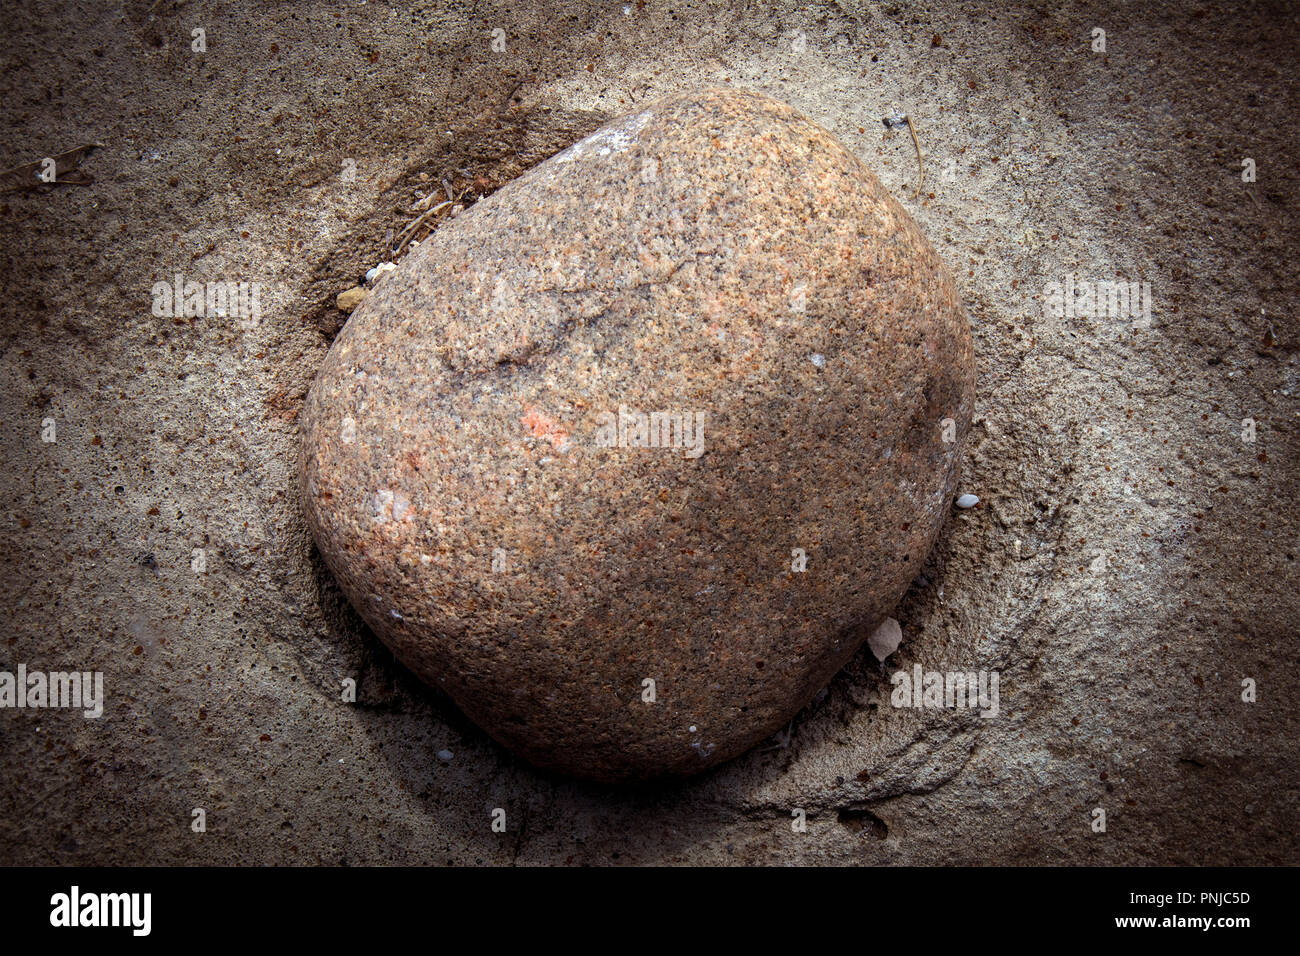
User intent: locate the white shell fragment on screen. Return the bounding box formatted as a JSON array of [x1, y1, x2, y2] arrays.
[[868, 617, 904, 662], [365, 261, 398, 286], [955, 493, 980, 508]]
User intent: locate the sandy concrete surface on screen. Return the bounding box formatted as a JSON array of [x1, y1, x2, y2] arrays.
[[1, 0, 1296, 865]]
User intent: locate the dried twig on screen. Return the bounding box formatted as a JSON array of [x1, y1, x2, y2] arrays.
[[391, 200, 452, 254]]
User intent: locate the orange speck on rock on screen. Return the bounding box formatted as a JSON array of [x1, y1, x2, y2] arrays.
[[520, 406, 570, 451]]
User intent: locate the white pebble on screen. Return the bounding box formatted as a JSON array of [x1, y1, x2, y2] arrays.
[[365, 261, 397, 286], [868, 617, 903, 662], [436, 749, 453, 762], [955, 493, 980, 509], [810, 353, 826, 368]]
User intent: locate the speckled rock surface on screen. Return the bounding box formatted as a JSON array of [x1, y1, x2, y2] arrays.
[[300, 88, 974, 782]]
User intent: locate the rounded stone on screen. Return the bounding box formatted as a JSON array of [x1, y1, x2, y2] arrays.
[[300, 88, 975, 782]]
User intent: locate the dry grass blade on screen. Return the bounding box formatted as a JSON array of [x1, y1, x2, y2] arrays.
[[904, 116, 925, 198], [390, 200, 452, 255], [0, 143, 99, 193]]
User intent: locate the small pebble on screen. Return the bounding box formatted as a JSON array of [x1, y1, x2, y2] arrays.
[[336, 286, 366, 312], [436, 749, 453, 762], [868, 617, 903, 661], [956, 493, 980, 508], [810, 352, 826, 368]]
